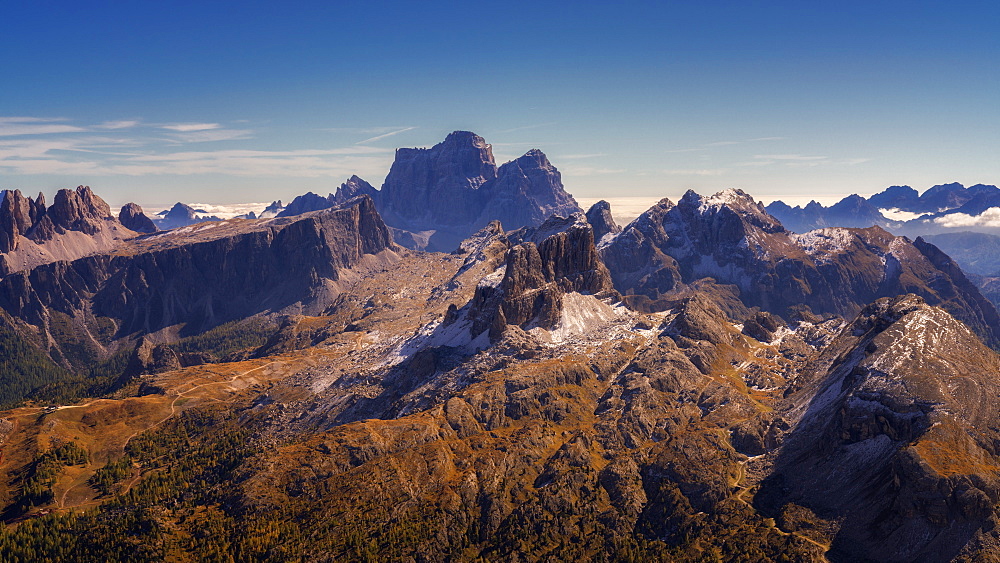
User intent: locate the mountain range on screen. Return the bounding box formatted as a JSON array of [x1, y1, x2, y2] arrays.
[[1, 132, 999, 561]]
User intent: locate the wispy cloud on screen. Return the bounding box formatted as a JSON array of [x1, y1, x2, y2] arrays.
[[560, 165, 625, 176], [0, 116, 85, 136], [104, 146, 394, 178], [754, 154, 828, 161], [495, 122, 558, 134], [660, 168, 727, 176], [556, 153, 607, 160], [736, 154, 870, 168], [161, 123, 222, 132], [165, 128, 254, 143], [666, 136, 784, 153], [97, 120, 141, 130], [0, 117, 395, 180], [355, 126, 417, 145], [0, 116, 70, 124]]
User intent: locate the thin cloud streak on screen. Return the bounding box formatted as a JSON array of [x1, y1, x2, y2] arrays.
[[161, 123, 222, 132], [0, 123, 86, 136], [494, 122, 558, 134], [98, 120, 141, 130], [355, 126, 417, 144], [165, 129, 254, 143]]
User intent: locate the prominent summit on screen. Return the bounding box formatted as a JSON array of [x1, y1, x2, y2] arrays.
[[378, 131, 498, 231], [377, 131, 580, 250], [273, 131, 583, 251]]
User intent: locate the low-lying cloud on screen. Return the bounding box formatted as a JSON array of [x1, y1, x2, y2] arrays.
[[934, 207, 1000, 228]]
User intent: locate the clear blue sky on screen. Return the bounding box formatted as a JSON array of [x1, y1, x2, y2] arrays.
[[1, 0, 997, 209]]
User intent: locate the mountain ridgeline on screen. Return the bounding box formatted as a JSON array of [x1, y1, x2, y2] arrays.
[[766, 182, 1000, 236], [2, 132, 1000, 561]]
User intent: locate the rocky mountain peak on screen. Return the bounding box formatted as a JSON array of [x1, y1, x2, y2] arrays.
[[868, 184, 919, 209], [470, 218, 616, 340], [332, 175, 378, 205], [118, 203, 158, 234], [585, 200, 620, 242], [378, 131, 497, 234], [277, 192, 334, 218], [29, 185, 115, 241], [678, 188, 783, 232], [259, 200, 285, 218], [0, 189, 44, 252]]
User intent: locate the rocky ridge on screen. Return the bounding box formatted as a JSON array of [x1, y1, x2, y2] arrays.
[[0, 186, 140, 276]]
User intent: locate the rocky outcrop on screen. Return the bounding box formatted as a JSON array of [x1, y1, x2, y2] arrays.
[[760, 295, 1000, 562], [470, 219, 617, 339], [259, 200, 285, 218], [1, 186, 113, 250], [273, 132, 581, 252], [29, 185, 115, 241], [0, 190, 44, 252], [585, 200, 620, 242], [1, 186, 138, 276], [472, 149, 580, 232], [331, 175, 378, 205], [276, 192, 334, 217], [118, 203, 158, 234]]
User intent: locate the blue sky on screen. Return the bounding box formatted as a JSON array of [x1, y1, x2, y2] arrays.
[[1, 1, 997, 211]]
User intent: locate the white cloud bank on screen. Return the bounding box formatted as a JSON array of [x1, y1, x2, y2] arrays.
[[934, 207, 1000, 228]]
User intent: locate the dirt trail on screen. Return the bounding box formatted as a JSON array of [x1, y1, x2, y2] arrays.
[[121, 360, 279, 450], [51, 360, 281, 511]]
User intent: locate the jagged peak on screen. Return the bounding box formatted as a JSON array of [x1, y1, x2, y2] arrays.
[[513, 212, 589, 246], [680, 188, 759, 211], [443, 130, 488, 147]]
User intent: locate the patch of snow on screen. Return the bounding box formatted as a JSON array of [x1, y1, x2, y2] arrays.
[[791, 228, 857, 262], [477, 265, 506, 289], [699, 189, 750, 212], [547, 293, 618, 343]]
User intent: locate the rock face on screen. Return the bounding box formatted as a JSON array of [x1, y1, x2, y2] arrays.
[[31, 185, 115, 240], [118, 203, 158, 233], [469, 215, 617, 340], [471, 149, 580, 233], [0, 186, 137, 276], [0, 196, 397, 370], [585, 199, 620, 243], [760, 295, 1000, 562], [600, 188, 1000, 346], [378, 131, 498, 232], [0, 189, 45, 252]]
